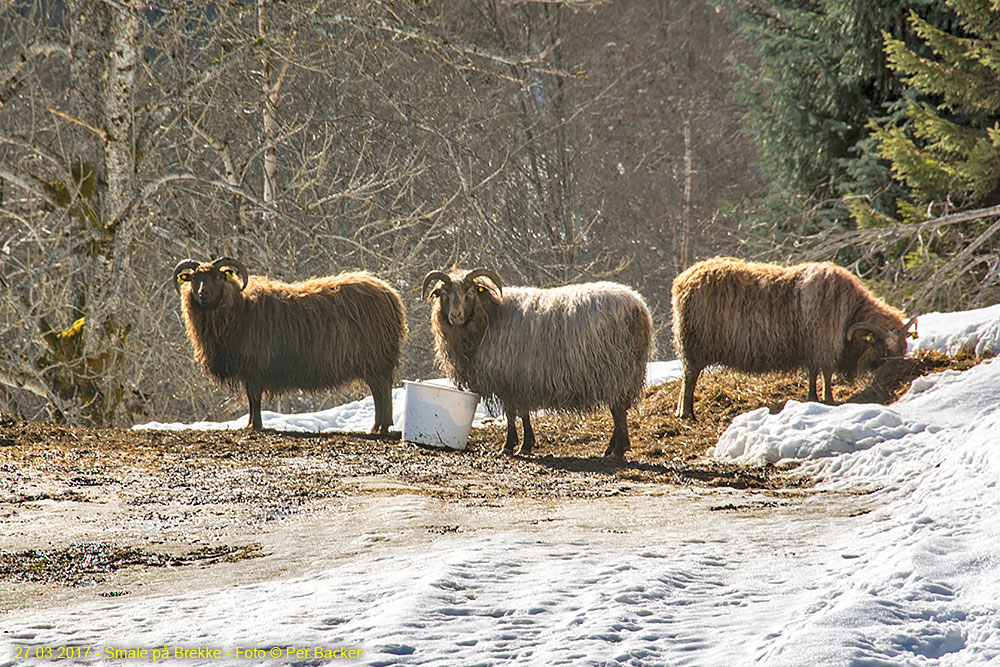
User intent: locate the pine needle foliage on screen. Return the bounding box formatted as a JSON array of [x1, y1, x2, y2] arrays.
[[862, 0, 1000, 221], [852, 0, 1000, 311], [724, 0, 945, 244]]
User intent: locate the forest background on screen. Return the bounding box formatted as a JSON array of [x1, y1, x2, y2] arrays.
[[2, 0, 998, 426]]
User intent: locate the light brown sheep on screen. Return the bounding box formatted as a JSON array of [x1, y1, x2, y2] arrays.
[[672, 257, 916, 418]]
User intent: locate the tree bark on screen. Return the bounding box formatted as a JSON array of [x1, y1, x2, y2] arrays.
[[87, 0, 139, 422], [105, 0, 139, 287], [259, 0, 287, 226]]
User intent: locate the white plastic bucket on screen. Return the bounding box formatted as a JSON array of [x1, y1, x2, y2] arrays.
[[402, 381, 481, 450]]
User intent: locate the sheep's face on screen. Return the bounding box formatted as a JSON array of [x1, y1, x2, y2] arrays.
[[436, 280, 491, 327], [189, 268, 237, 310], [840, 333, 889, 379], [842, 317, 916, 377], [174, 258, 248, 311], [423, 268, 503, 330], [864, 331, 910, 371]]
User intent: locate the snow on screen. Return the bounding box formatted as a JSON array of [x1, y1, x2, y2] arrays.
[[134, 360, 684, 434], [713, 399, 939, 467], [708, 305, 1000, 663], [910, 302, 1000, 358], [7, 305, 1000, 665]]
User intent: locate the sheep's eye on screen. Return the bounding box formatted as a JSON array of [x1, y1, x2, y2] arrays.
[[177, 272, 191, 283]]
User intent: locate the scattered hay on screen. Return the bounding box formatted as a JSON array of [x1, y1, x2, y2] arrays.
[[471, 349, 982, 463], [844, 348, 979, 404]]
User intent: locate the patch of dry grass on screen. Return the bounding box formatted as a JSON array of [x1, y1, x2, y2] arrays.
[[471, 349, 981, 464]]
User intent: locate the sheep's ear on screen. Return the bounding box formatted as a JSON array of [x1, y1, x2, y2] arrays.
[[474, 282, 500, 298], [173, 270, 193, 293], [172, 259, 200, 292], [211, 256, 249, 290]]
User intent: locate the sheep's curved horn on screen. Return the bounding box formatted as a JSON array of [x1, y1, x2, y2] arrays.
[[464, 268, 503, 297], [847, 321, 892, 342], [421, 271, 452, 300], [212, 256, 248, 291], [897, 315, 918, 338], [172, 259, 201, 293]]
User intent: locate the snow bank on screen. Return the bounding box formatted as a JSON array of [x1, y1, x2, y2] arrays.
[[910, 302, 1000, 358], [708, 305, 1000, 664], [135, 361, 683, 433], [714, 304, 1000, 472], [713, 400, 936, 467]]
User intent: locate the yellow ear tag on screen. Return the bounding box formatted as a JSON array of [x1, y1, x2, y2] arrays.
[[909, 332, 919, 339], [863, 334, 874, 343], [477, 286, 485, 293], [222, 269, 235, 280], [177, 273, 190, 283]]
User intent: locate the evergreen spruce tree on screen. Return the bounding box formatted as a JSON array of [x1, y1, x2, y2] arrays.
[[856, 0, 1000, 226], [726, 1, 948, 244], [851, 0, 1000, 309]]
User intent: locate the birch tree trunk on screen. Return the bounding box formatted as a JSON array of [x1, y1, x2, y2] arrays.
[[67, 0, 104, 329], [258, 0, 287, 226], [76, 0, 139, 423], [680, 114, 692, 270], [103, 0, 139, 315]]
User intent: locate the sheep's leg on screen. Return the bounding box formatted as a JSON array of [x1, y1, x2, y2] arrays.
[[368, 378, 392, 435], [519, 412, 535, 456], [503, 409, 519, 456], [675, 364, 701, 418], [807, 369, 819, 402], [604, 404, 630, 460], [246, 385, 263, 430], [821, 369, 834, 404]]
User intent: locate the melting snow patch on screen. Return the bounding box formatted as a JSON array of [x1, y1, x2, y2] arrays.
[[714, 400, 932, 466], [135, 363, 683, 434], [910, 303, 1000, 358]]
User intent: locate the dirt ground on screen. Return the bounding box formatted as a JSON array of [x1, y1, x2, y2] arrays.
[[0, 350, 979, 610]]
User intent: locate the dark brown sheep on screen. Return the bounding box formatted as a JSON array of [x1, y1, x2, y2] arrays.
[[671, 257, 917, 418], [172, 257, 406, 432], [422, 268, 653, 459]]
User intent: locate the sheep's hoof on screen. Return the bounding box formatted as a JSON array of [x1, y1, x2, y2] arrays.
[[518, 445, 532, 456], [603, 440, 628, 460]]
